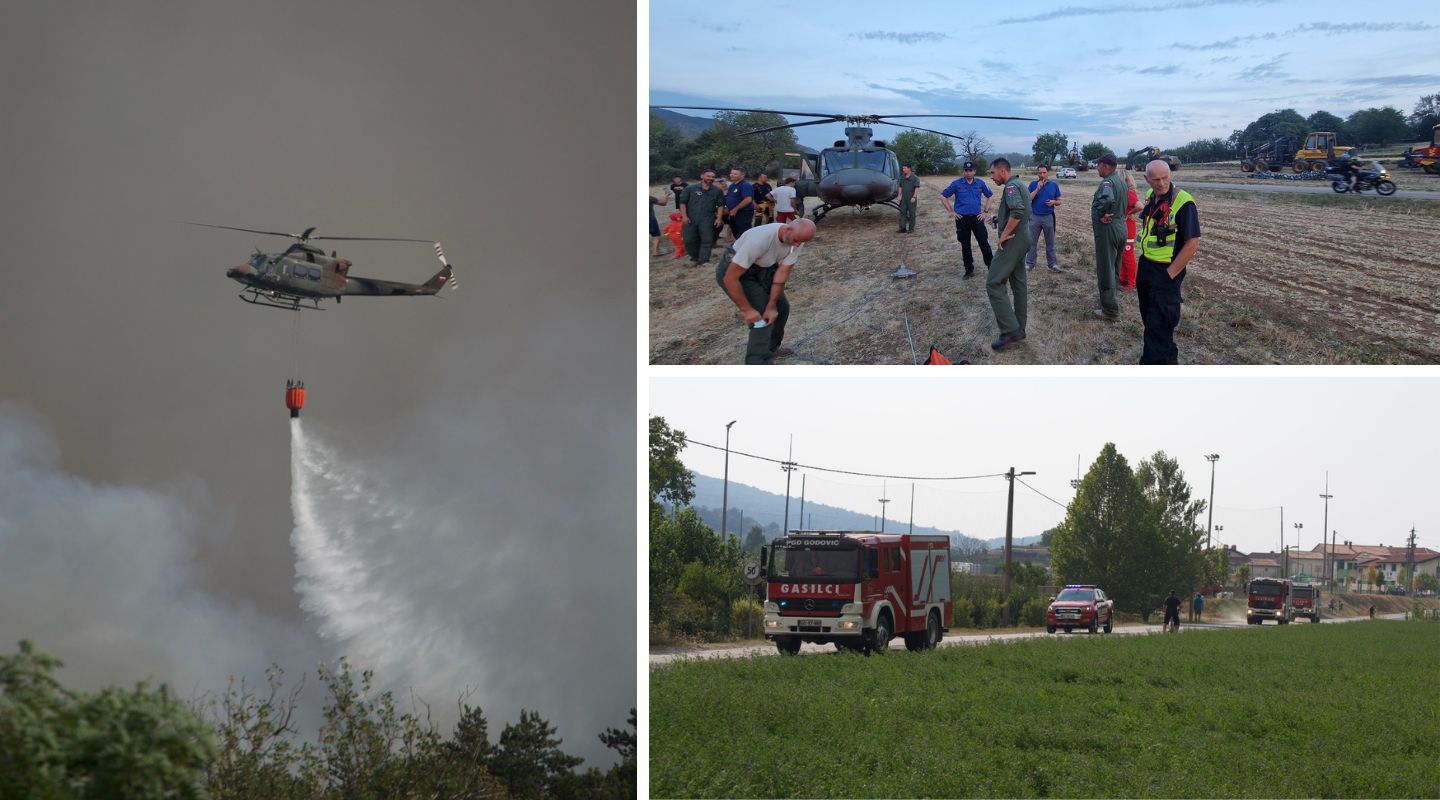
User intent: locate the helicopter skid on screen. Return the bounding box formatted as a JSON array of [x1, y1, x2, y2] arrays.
[[811, 199, 900, 222], [238, 287, 325, 311]]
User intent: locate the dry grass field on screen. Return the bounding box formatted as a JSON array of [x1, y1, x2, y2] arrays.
[[649, 173, 1440, 364]]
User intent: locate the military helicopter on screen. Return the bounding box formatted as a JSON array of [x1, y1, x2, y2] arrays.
[[651, 106, 1036, 221], [186, 222, 457, 310]]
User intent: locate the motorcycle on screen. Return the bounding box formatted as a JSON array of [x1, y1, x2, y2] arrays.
[[1327, 160, 1397, 196]]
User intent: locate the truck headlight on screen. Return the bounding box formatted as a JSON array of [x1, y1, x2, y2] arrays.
[[838, 620, 858, 630], [765, 619, 780, 629]]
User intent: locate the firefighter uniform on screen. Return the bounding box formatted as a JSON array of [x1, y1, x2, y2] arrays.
[[679, 182, 725, 263], [987, 176, 1032, 343], [1091, 168, 1128, 316], [1136, 186, 1199, 364], [897, 172, 921, 232]]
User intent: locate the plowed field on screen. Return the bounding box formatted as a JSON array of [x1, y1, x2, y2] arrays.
[[648, 177, 1440, 364]]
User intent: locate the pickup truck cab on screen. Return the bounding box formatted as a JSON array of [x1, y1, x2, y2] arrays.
[[1045, 584, 1114, 634]]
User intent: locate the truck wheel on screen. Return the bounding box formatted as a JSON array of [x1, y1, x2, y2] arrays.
[[1279, 618, 1289, 625], [776, 637, 801, 655], [1293, 161, 1307, 173], [1088, 616, 1099, 634], [1241, 160, 1254, 173], [925, 611, 941, 650], [1311, 161, 1326, 173], [867, 614, 891, 655], [1103, 613, 1113, 634], [1046, 625, 1056, 634], [1063, 626, 1072, 634]]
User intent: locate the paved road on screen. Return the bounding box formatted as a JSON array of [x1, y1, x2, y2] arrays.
[[1183, 180, 1440, 200], [649, 613, 1406, 667]]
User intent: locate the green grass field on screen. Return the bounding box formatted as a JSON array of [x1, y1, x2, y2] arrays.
[[650, 622, 1439, 798]]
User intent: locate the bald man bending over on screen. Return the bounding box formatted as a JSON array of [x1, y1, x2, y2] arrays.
[[715, 218, 816, 364]]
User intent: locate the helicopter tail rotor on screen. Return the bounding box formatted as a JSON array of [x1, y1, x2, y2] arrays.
[[420, 242, 457, 294]]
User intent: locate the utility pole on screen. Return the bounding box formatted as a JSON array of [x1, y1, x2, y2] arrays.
[[1407, 526, 1417, 595], [878, 480, 890, 533], [1291, 522, 1303, 578], [1319, 473, 1332, 592], [1279, 506, 1284, 577], [908, 482, 915, 535], [781, 435, 796, 533], [1205, 454, 1220, 549], [798, 474, 806, 532], [721, 421, 736, 542], [1330, 528, 1338, 590], [1003, 467, 1036, 624]]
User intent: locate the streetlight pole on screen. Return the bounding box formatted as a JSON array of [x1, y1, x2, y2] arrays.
[[721, 421, 736, 542], [1291, 522, 1303, 578], [878, 480, 891, 533], [1204, 454, 1220, 549], [1003, 467, 1036, 624], [1319, 473, 1333, 592]]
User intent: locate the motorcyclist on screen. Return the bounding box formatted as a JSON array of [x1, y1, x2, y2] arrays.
[[1338, 151, 1360, 193]]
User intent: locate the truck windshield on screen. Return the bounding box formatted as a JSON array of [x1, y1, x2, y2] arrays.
[[1055, 589, 1094, 602], [1294, 587, 1313, 598], [771, 546, 858, 580], [1250, 582, 1283, 596]]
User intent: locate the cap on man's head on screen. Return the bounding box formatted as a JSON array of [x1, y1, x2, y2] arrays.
[[962, 161, 976, 170], [1097, 153, 1117, 167]]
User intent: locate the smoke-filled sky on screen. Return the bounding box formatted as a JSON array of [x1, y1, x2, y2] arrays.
[[0, 1, 633, 764], [650, 376, 1440, 557], [648, 0, 1438, 154]]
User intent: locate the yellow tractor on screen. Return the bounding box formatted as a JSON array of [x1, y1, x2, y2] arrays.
[[1292, 131, 1352, 172]]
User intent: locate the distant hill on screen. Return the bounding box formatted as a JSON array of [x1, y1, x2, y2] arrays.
[[682, 473, 1042, 551], [651, 109, 714, 139]]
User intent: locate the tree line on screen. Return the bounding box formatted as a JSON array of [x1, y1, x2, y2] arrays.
[[0, 642, 635, 799]]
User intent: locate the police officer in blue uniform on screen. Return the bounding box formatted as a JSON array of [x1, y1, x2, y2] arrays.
[[940, 161, 993, 278]]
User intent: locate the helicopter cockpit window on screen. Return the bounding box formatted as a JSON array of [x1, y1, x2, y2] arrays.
[[249, 254, 266, 269], [858, 150, 890, 174], [823, 150, 855, 173]]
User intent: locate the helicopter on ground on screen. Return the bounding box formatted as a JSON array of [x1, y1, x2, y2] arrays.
[[650, 106, 1036, 222], [187, 223, 457, 310]]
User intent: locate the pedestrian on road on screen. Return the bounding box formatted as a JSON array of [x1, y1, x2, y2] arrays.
[[984, 158, 1032, 351], [1136, 159, 1201, 364], [1163, 590, 1182, 632], [897, 163, 921, 233], [714, 218, 816, 364], [1090, 153, 1127, 319], [940, 161, 993, 278], [1025, 165, 1062, 271], [679, 169, 725, 265], [1192, 591, 1204, 623]]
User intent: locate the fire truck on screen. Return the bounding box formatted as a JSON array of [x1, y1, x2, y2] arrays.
[[761, 531, 952, 655], [1291, 582, 1321, 623], [1247, 577, 1293, 625]]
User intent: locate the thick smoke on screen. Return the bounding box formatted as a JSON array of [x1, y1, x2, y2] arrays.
[[0, 407, 319, 698]]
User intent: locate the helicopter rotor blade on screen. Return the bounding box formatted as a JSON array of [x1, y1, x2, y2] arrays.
[[738, 118, 838, 137], [873, 120, 971, 140], [876, 113, 1038, 122], [650, 105, 843, 120], [180, 221, 312, 240], [310, 235, 434, 243]]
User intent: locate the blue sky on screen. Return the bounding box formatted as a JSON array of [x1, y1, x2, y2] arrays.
[[647, 0, 1437, 155]]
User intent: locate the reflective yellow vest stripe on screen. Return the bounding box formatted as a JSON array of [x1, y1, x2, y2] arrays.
[[1137, 188, 1194, 264]]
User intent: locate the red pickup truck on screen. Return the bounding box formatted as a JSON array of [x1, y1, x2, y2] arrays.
[[1045, 584, 1115, 634]]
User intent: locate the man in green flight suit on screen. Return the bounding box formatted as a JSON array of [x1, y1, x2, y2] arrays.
[[896, 163, 920, 233], [679, 169, 726, 265], [1090, 153, 1128, 318], [986, 158, 1032, 351]]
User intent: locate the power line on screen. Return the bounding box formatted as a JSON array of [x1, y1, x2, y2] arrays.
[[684, 438, 1008, 482], [1016, 477, 1068, 509]]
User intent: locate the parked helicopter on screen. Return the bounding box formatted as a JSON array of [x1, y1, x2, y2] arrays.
[[650, 106, 1036, 221], [186, 223, 457, 310]]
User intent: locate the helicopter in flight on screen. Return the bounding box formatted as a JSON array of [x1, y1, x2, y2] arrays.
[[650, 106, 1036, 221], [186, 222, 457, 310]]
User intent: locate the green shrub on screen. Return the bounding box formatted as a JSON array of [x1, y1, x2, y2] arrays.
[[1020, 597, 1048, 627]]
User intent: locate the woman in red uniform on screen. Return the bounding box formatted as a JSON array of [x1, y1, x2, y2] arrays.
[[1120, 172, 1139, 291]]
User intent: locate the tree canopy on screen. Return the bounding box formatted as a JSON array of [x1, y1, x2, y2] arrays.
[[1344, 106, 1411, 146], [649, 416, 694, 510], [890, 130, 958, 174], [1031, 131, 1068, 167]]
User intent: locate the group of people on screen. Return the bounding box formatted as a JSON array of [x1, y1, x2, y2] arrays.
[[656, 156, 1200, 365], [1162, 590, 1206, 631]]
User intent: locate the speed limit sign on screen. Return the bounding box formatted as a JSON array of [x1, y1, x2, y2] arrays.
[[742, 561, 763, 585]]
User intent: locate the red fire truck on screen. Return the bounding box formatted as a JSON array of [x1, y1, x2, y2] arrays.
[[762, 531, 952, 655], [1247, 577, 1293, 625], [1291, 582, 1320, 623]]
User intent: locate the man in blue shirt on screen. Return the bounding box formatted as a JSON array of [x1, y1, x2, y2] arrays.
[[724, 168, 755, 240], [1025, 165, 1062, 272], [940, 161, 993, 278]]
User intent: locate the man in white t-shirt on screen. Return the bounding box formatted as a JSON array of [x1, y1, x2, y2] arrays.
[[714, 218, 816, 364], [770, 177, 799, 223]]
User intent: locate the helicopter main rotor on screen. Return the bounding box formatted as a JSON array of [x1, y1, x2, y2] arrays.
[[181, 221, 433, 245], [650, 105, 1037, 140]]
